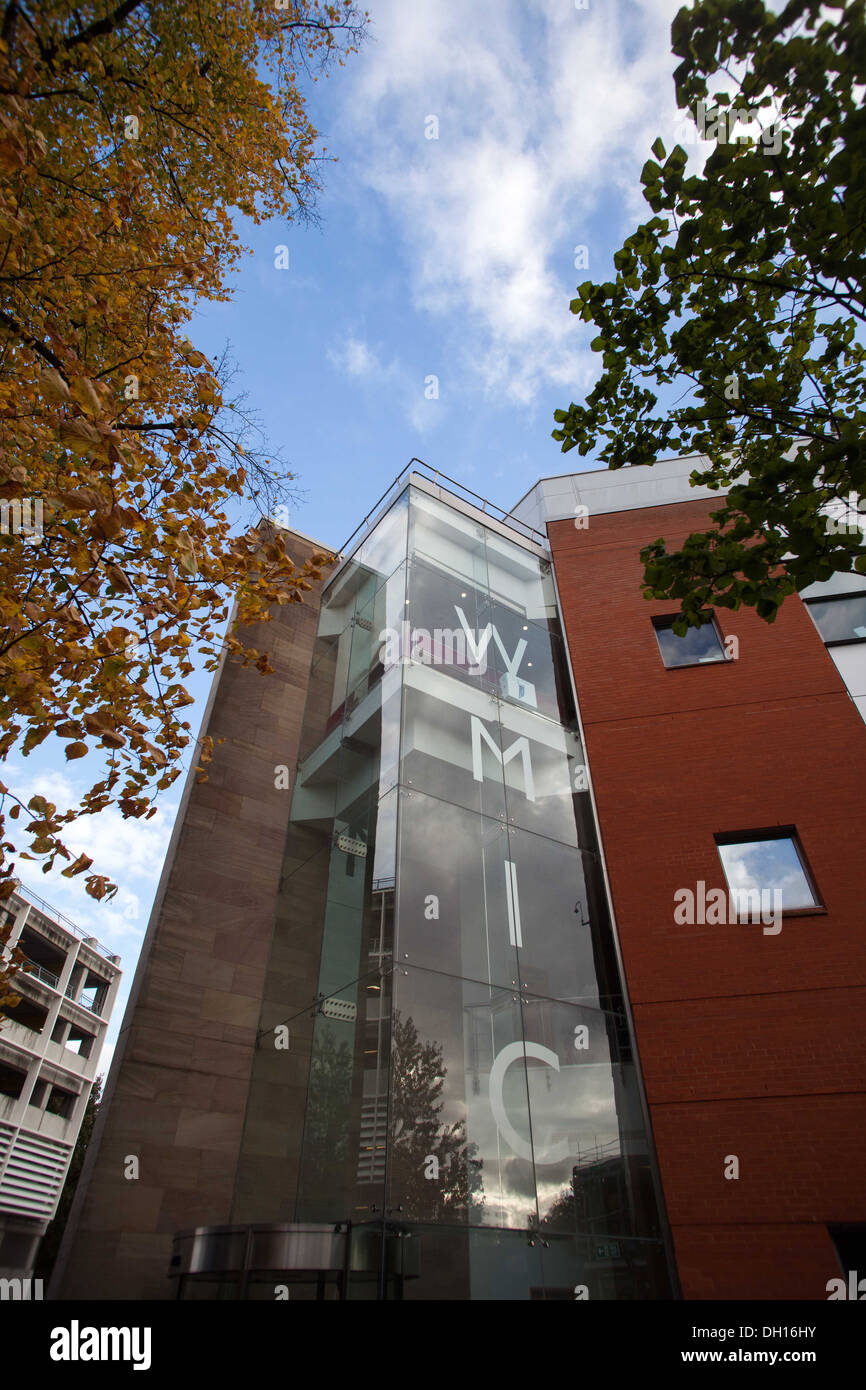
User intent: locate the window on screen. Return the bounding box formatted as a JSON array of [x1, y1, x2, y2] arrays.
[[804, 591, 866, 645], [652, 614, 726, 669], [0, 1059, 27, 1099], [715, 829, 822, 916], [2, 995, 47, 1034], [45, 1083, 77, 1118]]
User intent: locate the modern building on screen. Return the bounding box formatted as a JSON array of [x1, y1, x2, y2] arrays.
[[51, 458, 866, 1300], [0, 885, 121, 1276]]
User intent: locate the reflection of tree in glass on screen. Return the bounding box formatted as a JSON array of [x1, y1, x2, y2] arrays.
[[302, 1023, 353, 1186], [391, 1011, 484, 1220], [543, 1154, 630, 1235], [542, 1184, 578, 1234]]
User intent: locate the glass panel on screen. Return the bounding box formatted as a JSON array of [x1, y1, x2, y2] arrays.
[[386, 1223, 547, 1300], [346, 563, 406, 708], [387, 966, 537, 1230], [536, 1231, 672, 1300], [504, 828, 604, 1005], [294, 667, 401, 827], [408, 487, 489, 590], [500, 703, 582, 847], [294, 797, 399, 1223], [354, 487, 409, 581], [516, 995, 646, 1232], [294, 975, 390, 1223], [301, 627, 352, 742], [404, 553, 499, 701], [717, 835, 819, 912], [400, 672, 506, 823], [488, 608, 573, 724], [395, 788, 516, 988], [485, 530, 558, 627], [807, 593, 866, 643]]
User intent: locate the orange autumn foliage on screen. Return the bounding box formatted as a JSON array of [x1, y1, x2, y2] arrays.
[[0, 2, 365, 938]]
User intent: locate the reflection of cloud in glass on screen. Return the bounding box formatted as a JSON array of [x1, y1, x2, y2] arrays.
[[356, 490, 409, 579], [655, 620, 722, 667], [462, 1046, 621, 1227], [718, 838, 816, 911], [371, 788, 397, 884]]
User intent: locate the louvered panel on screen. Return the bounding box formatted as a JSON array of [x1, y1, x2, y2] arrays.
[[0, 1127, 72, 1220]]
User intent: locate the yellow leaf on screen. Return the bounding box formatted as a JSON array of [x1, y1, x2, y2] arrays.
[[40, 368, 70, 405], [68, 375, 103, 418], [59, 419, 102, 455]]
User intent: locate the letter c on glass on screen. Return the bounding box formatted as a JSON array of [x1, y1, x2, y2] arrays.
[[488, 1042, 570, 1164]]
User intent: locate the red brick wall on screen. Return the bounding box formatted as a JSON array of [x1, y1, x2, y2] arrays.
[[549, 500, 866, 1300]]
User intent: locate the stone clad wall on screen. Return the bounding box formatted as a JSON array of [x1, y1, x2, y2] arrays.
[[51, 533, 324, 1300]]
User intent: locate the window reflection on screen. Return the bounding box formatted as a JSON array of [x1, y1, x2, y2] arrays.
[[653, 613, 726, 668], [716, 831, 820, 912], [806, 592, 866, 644]]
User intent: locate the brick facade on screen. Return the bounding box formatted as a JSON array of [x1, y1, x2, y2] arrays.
[[549, 501, 866, 1299]]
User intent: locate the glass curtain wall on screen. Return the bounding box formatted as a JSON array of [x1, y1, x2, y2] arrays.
[[234, 484, 673, 1300]]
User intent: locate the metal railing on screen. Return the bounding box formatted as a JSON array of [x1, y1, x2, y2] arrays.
[[332, 459, 548, 571], [69, 994, 101, 1016], [20, 957, 59, 989], [9, 881, 115, 959]]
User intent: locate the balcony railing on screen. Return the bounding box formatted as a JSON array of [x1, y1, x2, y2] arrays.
[[70, 994, 101, 1016], [8, 881, 115, 958], [20, 958, 60, 989], [330, 458, 548, 579]]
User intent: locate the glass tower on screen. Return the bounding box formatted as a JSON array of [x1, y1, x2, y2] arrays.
[[232, 481, 673, 1299]]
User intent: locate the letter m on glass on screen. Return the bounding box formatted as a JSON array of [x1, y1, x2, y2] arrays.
[[470, 716, 535, 801]]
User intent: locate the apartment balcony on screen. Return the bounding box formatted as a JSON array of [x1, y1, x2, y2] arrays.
[[20, 958, 59, 991], [65, 990, 103, 1017]]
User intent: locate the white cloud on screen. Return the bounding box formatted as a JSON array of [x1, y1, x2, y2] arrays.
[[328, 335, 381, 378], [328, 333, 445, 435], [5, 759, 178, 950], [333, 0, 684, 405]]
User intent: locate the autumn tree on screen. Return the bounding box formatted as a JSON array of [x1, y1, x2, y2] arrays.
[[0, 2, 366, 905], [0, 896, 25, 1022], [552, 0, 866, 631]]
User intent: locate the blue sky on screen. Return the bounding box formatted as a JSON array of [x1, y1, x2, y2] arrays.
[[10, 0, 689, 1072]]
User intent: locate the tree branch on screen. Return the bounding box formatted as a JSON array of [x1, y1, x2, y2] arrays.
[[0, 310, 65, 371], [64, 0, 146, 50]]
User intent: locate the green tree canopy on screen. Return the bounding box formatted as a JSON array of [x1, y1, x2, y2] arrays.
[[553, 0, 866, 630]]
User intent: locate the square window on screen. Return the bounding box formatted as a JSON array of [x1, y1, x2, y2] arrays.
[[652, 614, 726, 669], [715, 829, 822, 915], [805, 592, 866, 645]]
